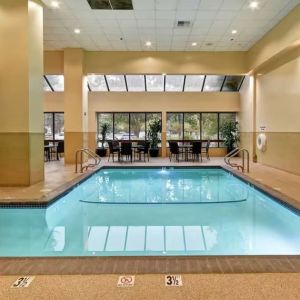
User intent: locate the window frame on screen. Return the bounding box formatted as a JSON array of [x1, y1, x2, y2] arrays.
[[97, 112, 162, 142], [44, 112, 64, 142]]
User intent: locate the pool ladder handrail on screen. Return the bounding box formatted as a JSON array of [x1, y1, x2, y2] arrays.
[[224, 148, 250, 173], [75, 148, 101, 173]]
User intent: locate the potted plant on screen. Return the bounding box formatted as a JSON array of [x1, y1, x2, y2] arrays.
[[96, 122, 110, 157], [147, 117, 161, 157], [220, 120, 240, 153]]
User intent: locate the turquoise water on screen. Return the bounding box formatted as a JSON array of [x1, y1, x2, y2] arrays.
[[0, 167, 300, 257]]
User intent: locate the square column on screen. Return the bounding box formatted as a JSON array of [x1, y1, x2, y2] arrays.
[[63, 48, 88, 163], [0, 0, 44, 186]]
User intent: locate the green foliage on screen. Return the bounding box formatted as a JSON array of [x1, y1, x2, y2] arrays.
[[99, 122, 110, 148], [147, 118, 161, 149], [220, 120, 240, 151]]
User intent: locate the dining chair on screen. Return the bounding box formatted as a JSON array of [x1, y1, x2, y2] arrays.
[[201, 139, 211, 160], [120, 142, 133, 162], [168, 141, 182, 162], [190, 141, 202, 162], [108, 140, 120, 162]]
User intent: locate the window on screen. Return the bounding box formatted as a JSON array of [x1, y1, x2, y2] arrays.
[[184, 75, 205, 91], [201, 113, 218, 146], [167, 112, 236, 147], [167, 113, 183, 140], [86, 74, 245, 92], [97, 112, 162, 141], [106, 75, 126, 91], [44, 112, 64, 141], [203, 75, 225, 92], [87, 75, 108, 91], [126, 75, 145, 92], [43, 75, 64, 92], [146, 75, 164, 92]]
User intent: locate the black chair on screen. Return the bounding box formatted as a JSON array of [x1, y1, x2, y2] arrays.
[[168, 141, 183, 162], [135, 141, 150, 162], [190, 141, 202, 162], [108, 140, 120, 162], [56, 141, 64, 159], [120, 142, 133, 162], [201, 139, 211, 160]]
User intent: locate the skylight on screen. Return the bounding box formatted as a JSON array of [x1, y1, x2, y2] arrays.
[[165, 75, 185, 92], [184, 75, 205, 91], [222, 76, 244, 92], [87, 74, 108, 91], [106, 75, 127, 92], [43, 75, 64, 92], [126, 75, 145, 92], [203, 75, 225, 92], [146, 75, 164, 92]]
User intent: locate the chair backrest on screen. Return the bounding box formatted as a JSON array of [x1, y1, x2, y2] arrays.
[[137, 140, 145, 146], [144, 141, 150, 152], [44, 140, 49, 146], [108, 141, 114, 151], [112, 140, 119, 148], [192, 141, 201, 153], [121, 142, 132, 155], [206, 139, 210, 151], [57, 141, 64, 153], [169, 141, 179, 154]]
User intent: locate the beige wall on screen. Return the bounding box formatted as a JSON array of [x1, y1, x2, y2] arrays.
[[44, 50, 64, 74], [84, 51, 247, 75], [255, 54, 300, 174]]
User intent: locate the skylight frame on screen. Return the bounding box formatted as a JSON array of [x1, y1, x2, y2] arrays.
[[202, 75, 225, 92], [87, 74, 108, 92], [145, 74, 165, 92], [106, 75, 127, 92], [165, 74, 185, 92], [125, 75, 145, 92], [44, 75, 64, 92], [184, 75, 205, 92]]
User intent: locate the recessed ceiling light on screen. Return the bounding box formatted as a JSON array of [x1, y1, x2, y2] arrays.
[[162, 73, 166, 76], [191, 42, 197, 46], [231, 30, 238, 34], [51, 1, 59, 8], [249, 1, 259, 9], [74, 28, 81, 34], [145, 41, 152, 47]]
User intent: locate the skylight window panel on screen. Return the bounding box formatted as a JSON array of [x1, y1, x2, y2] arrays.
[[106, 75, 126, 91], [43, 77, 52, 91], [45, 75, 64, 92], [146, 75, 164, 92], [184, 75, 205, 91], [126, 75, 145, 92], [203, 75, 225, 92], [87, 74, 108, 91], [165, 75, 185, 92], [222, 76, 244, 91]]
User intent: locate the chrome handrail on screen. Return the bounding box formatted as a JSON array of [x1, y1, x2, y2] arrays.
[[75, 148, 101, 173], [224, 148, 249, 173]]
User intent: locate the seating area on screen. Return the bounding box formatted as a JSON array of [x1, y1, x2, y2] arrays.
[[104, 140, 210, 163], [44, 141, 64, 162]]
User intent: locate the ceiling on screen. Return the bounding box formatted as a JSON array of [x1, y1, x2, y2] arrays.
[[42, 0, 300, 52]]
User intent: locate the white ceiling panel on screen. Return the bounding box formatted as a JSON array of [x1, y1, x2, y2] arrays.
[[42, 0, 300, 51]]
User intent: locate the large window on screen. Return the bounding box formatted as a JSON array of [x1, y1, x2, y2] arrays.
[[44, 112, 64, 141], [97, 112, 162, 142], [167, 112, 236, 147]]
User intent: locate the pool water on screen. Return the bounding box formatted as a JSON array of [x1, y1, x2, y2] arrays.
[[0, 167, 299, 257]]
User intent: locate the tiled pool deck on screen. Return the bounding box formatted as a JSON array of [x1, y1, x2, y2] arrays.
[[0, 157, 300, 276]]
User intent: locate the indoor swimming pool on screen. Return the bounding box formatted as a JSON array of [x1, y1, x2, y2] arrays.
[[0, 167, 299, 257]]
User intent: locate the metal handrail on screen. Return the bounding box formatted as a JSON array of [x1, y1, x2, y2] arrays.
[[75, 148, 101, 173], [224, 148, 249, 173]]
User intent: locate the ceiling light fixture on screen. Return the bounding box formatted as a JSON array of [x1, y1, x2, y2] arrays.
[[192, 42, 197, 46], [162, 73, 166, 76], [145, 41, 152, 47], [231, 30, 238, 34], [51, 1, 59, 8], [74, 28, 81, 34], [249, 1, 259, 10]]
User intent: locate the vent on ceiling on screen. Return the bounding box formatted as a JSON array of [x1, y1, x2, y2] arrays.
[[176, 20, 191, 27], [87, 0, 133, 10]]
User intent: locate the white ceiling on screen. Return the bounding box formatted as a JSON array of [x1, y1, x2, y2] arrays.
[[42, 0, 300, 51]]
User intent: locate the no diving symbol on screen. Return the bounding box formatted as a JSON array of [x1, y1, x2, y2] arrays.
[[117, 275, 135, 287]]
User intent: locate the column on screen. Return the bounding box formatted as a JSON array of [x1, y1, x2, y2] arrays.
[[63, 48, 88, 163], [0, 0, 44, 186]]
